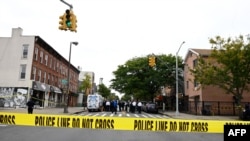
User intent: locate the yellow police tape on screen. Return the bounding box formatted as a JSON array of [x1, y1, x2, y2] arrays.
[[0, 112, 250, 133]]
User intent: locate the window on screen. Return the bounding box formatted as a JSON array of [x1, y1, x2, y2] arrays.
[[40, 51, 43, 63], [57, 62, 59, 72], [53, 60, 56, 70], [194, 79, 199, 87], [45, 55, 48, 66], [44, 72, 46, 83], [38, 69, 41, 82], [31, 66, 36, 80], [34, 48, 38, 61], [50, 58, 53, 68], [193, 59, 198, 69], [186, 81, 189, 89], [48, 73, 50, 84], [22, 44, 29, 59], [20, 64, 26, 79], [52, 75, 54, 85]]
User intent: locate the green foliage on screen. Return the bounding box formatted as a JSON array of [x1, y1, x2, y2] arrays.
[[98, 83, 111, 98], [191, 35, 250, 105], [79, 74, 92, 95], [110, 54, 183, 101]]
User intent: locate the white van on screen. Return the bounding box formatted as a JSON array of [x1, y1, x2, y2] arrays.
[[87, 93, 104, 112]]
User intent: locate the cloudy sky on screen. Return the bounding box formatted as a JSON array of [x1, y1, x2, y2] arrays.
[[1, 0, 250, 93]]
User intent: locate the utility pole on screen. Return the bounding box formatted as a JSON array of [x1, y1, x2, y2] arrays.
[[176, 41, 185, 116]]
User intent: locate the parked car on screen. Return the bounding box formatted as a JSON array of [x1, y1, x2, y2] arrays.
[[142, 102, 158, 113]]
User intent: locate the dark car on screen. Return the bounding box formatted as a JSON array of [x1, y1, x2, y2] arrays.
[[143, 102, 158, 113]]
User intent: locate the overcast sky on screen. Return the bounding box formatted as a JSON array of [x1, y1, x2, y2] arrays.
[[1, 0, 250, 94]]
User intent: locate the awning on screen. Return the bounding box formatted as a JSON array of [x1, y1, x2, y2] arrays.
[[32, 81, 50, 92], [50, 86, 62, 94]]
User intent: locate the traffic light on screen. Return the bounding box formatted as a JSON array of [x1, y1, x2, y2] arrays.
[[65, 9, 73, 28], [69, 14, 77, 32], [59, 13, 67, 31], [148, 56, 156, 67]]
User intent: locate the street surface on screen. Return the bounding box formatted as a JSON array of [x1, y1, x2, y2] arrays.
[[75, 111, 171, 118], [0, 124, 223, 141]]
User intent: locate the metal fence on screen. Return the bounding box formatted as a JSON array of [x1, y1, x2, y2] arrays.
[[188, 101, 249, 116]]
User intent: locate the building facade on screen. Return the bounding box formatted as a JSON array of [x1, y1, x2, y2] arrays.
[[0, 28, 80, 108], [184, 48, 250, 115]]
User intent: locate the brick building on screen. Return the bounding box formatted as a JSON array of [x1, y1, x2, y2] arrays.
[[184, 48, 250, 115], [0, 28, 80, 108]]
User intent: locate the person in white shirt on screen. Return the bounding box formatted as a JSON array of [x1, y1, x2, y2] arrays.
[[132, 101, 136, 113], [106, 100, 110, 111], [137, 101, 142, 114]]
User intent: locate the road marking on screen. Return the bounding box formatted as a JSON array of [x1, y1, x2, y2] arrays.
[[134, 114, 139, 117], [0, 124, 7, 127], [101, 113, 106, 117], [93, 113, 99, 116], [145, 113, 155, 118], [155, 115, 163, 118]]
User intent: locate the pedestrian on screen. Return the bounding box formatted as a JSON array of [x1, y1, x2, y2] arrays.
[[132, 100, 136, 113], [106, 100, 110, 111], [113, 100, 118, 114], [26, 99, 35, 114], [111, 100, 118, 114], [137, 101, 142, 114]]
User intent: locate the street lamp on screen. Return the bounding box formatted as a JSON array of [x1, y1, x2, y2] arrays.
[[176, 41, 185, 116], [64, 41, 78, 113]]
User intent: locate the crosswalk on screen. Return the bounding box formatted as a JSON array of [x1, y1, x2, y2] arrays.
[[75, 111, 170, 119]]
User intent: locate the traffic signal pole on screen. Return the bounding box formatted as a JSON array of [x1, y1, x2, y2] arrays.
[[60, 0, 73, 10]]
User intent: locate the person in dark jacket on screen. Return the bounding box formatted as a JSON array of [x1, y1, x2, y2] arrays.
[[26, 100, 35, 114]]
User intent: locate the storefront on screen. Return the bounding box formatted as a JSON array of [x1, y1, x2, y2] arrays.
[[32, 81, 50, 108], [49, 85, 63, 107]]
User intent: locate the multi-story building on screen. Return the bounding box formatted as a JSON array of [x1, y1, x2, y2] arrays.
[[184, 48, 250, 115], [0, 28, 80, 108]]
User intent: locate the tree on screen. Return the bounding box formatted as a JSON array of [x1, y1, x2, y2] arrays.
[[190, 35, 250, 105], [110, 54, 182, 101], [79, 74, 92, 95], [98, 83, 111, 98]]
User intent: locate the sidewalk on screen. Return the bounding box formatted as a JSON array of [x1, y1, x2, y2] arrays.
[[158, 110, 240, 121]]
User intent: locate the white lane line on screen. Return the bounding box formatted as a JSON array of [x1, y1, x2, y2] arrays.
[[0, 124, 7, 127]]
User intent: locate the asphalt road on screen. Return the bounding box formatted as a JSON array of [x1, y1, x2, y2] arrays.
[[75, 111, 171, 118], [0, 124, 223, 141]]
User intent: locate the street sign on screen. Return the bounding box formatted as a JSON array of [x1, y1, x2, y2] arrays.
[[62, 79, 68, 85]]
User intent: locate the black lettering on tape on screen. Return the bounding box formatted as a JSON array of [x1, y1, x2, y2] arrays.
[[35, 116, 55, 127], [155, 121, 168, 131], [57, 117, 70, 127], [82, 118, 93, 128], [95, 119, 114, 129], [0, 114, 15, 125], [72, 118, 80, 128], [178, 121, 189, 132], [134, 120, 153, 131], [190, 122, 208, 132]]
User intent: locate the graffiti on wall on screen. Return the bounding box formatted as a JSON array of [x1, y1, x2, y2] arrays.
[[0, 87, 28, 107]]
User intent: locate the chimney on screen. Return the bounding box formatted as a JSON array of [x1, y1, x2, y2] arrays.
[[12, 27, 23, 37]]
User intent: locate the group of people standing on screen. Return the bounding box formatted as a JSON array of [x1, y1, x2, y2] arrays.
[[102, 99, 143, 114]]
